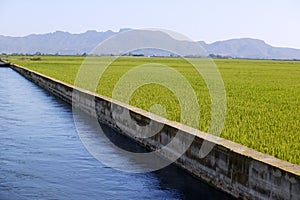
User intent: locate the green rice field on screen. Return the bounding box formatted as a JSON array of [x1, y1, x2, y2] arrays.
[[6, 56, 300, 165]]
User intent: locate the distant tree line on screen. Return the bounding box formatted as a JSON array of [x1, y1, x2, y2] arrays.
[[208, 54, 233, 59], [1, 52, 88, 56]]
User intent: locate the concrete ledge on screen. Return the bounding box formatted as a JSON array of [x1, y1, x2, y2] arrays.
[[10, 63, 300, 200], [0, 60, 10, 67]]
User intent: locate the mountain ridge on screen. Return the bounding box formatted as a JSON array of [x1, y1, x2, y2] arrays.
[[1, 30, 300, 59], [200, 38, 300, 59]]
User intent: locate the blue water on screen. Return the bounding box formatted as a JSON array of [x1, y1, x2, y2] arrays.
[[0, 68, 234, 200]]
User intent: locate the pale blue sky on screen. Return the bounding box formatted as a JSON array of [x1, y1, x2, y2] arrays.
[[2, 0, 300, 48]]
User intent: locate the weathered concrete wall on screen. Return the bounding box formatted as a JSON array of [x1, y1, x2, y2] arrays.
[[11, 64, 300, 200], [0, 60, 10, 67]]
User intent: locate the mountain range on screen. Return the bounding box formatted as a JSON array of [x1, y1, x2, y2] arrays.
[[1, 29, 300, 60]]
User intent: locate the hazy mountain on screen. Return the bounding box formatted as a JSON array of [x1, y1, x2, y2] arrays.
[[200, 38, 300, 60], [0, 30, 118, 55], [1, 30, 300, 59], [90, 29, 205, 57]]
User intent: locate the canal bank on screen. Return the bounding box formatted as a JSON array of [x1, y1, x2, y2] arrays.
[[0, 60, 10, 67], [8, 62, 300, 199]]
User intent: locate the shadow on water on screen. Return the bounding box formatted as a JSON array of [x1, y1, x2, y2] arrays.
[[73, 104, 235, 200]]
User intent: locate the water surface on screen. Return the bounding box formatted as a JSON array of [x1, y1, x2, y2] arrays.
[[0, 68, 234, 199]]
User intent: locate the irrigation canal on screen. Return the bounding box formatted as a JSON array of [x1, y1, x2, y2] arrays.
[[0, 67, 234, 199]]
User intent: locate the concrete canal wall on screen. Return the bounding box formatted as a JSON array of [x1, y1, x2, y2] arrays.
[[0, 60, 10, 67], [10, 63, 300, 200]]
